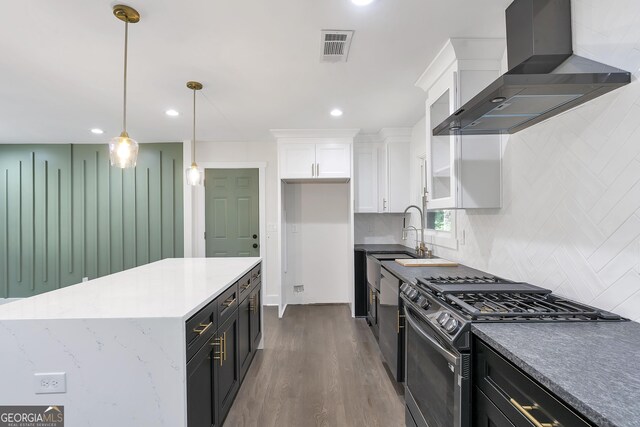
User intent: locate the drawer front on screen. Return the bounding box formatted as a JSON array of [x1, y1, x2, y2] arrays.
[[217, 282, 240, 326], [474, 337, 593, 427], [251, 264, 261, 285], [186, 299, 217, 361], [473, 387, 515, 427], [238, 271, 253, 302]]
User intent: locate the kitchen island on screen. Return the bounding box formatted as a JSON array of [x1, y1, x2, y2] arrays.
[[0, 257, 262, 427]]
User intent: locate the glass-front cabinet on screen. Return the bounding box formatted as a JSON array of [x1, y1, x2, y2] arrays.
[[428, 68, 457, 209], [420, 39, 504, 211]]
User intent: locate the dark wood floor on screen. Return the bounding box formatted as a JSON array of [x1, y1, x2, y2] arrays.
[[224, 304, 405, 427]]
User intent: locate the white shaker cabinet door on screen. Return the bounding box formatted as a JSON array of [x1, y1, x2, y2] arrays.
[[315, 143, 351, 179], [279, 143, 317, 179], [354, 144, 379, 213]]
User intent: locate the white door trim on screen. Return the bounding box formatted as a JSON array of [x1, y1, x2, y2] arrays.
[[191, 161, 268, 305]]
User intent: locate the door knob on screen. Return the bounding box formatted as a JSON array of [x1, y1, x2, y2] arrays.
[[253, 234, 258, 239], [253, 243, 258, 249]]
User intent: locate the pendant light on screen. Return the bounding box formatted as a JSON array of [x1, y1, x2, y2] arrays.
[[109, 5, 140, 169], [185, 81, 204, 186]]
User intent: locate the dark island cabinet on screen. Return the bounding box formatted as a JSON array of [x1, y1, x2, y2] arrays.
[[473, 337, 593, 427], [186, 262, 262, 427], [249, 283, 262, 350], [215, 314, 240, 424], [238, 291, 252, 380], [187, 335, 218, 427], [239, 272, 262, 381]]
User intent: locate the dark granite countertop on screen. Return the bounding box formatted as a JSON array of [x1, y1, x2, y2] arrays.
[[472, 322, 640, 427], [370, 246, 640, 426], [354, 244, 417, 255]]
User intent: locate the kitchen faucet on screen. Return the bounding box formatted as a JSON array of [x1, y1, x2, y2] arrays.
[[402, 205, 432, 258]]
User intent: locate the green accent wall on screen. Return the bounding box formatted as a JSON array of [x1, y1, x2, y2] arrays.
[[0, 143, 183, 298]]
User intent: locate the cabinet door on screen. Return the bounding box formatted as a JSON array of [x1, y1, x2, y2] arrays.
[[474, 388, 515, 427], [250, 285, 262, 348], [378, 270, 403, 381], [187, 336, 217, 427], [215, 313, 240, 426], [366, 284, 379, 340], [354, 144, 379, 212], [315, 143, 351, 178], [238, 294, 252, 381], [386, 141, 411, 213], [427, 68, 458, 210], [279, 143, 316, 179]]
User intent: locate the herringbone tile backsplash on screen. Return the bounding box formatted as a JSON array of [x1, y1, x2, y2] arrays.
[[435, 0, 640, 321]]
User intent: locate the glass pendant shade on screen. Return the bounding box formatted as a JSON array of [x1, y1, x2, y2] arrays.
[[186, 162, 203, 186], [109, 132, 139, 169]]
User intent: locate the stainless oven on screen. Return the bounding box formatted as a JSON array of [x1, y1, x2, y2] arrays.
[[402, 294, 471, 427]]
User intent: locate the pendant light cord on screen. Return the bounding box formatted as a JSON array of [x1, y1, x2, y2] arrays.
[[123, 20, 129, 133], [192, 88, 196, 164]]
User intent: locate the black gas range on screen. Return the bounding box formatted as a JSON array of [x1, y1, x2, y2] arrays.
[[400, 274, 625, 427]]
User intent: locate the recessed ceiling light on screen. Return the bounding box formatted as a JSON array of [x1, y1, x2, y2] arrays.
[[165, 109, 180, 117], [352, 0, 374, 5], [91, 128, 104, 134], [330, 108, 343, 117]]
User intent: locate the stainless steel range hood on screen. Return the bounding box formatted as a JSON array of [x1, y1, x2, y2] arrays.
[[432, 0, 631, 136]]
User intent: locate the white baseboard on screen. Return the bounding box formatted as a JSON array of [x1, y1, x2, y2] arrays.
[[263, 294, 280, 306], [0, 298, 22, 305], [279, 304, 287, 318]]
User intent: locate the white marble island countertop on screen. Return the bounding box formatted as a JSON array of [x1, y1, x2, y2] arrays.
[[0, 257, 261, 321], [0, 257, 262, 427]]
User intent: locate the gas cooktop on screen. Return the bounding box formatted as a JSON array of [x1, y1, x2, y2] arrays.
[[445, 291, 623, 321], [417, 275, 550, 295]]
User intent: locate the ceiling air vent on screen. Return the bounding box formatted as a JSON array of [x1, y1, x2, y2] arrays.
[[320, 30, 354, 62]]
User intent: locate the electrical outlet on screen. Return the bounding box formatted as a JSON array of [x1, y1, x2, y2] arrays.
[[82, 277, 89, 283], [293, 285, 304, 293], [34, 373, 66, 394]]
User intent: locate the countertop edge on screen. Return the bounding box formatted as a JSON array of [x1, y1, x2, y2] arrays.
[[181, 258, 261, 321], [471, 325, 615, 427]]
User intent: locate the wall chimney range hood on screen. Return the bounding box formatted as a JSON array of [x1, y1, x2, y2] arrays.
[[432, 0, 631, 136]]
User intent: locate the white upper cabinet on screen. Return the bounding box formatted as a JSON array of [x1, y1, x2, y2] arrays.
[[354, 143, 378, 213], [416, 39, 505, 210], [315, 143, 351, 178], [354, 129, 411, 213], [279, 142, 317, 179], [274, 130, 357, 182]]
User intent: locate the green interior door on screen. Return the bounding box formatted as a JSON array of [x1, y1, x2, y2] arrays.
[[205, 169, 259, 257]]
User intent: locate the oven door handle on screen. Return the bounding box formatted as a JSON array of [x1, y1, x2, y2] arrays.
[[404, 307, 459, 365]]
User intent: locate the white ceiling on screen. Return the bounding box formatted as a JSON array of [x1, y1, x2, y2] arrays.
[[0, 0, 511, 143]]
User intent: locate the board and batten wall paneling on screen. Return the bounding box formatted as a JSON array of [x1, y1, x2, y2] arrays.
[[0, 143, 183, 298], [0, 145, 73, 297]]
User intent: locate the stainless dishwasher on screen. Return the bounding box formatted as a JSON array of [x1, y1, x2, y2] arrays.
[[378, 267, 405, 382], [365, 253, 413, 340]]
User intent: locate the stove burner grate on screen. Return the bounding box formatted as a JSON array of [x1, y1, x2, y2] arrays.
[[422, 275, 512, 285], [446, 292, 619, 321]]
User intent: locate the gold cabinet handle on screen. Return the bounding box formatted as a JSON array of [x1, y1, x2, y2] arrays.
[[510, 398, 559, 427], [223, 331, 227, 361], [211, 336, 224, 366], [223, 297, 237, 308], [397, 311, 405, 333], [193, 321, 213, 335], [241, 283, 251, 291], [250, 295, 258, 314]]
